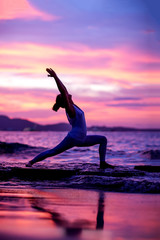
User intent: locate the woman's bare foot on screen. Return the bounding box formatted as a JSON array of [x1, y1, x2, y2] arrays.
[[26, 161, 33, 167], [100, 162, 115, 169]]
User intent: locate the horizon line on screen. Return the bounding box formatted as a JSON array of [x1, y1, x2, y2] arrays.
[[0, 114, 159, 131]]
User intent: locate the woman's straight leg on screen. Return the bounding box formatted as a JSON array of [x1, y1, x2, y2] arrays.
[[28, 135, 76, 165]]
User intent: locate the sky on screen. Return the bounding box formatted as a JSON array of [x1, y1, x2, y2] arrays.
[[0, 0, 160, 128]]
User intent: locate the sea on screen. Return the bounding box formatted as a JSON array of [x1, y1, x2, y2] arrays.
[[0, 130, 160, 193]]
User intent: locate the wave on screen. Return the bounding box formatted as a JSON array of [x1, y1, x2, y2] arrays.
[[0, 165, 160, 193], [138, 150, 160, 160], [107, 149, 126, 156], [1, 140, 159, 159], [0, 141, 45, 154], [108, 149, 160, 160]]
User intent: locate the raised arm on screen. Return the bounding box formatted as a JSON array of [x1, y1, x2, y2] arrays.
[[46, 68, 75, 118], [46, 68, 68, 95]]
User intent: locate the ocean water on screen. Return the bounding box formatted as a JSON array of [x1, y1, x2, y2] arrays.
[[0, 131, 160, 193]]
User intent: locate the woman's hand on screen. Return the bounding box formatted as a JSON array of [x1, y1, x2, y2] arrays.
[[46, 68, 57, 78]]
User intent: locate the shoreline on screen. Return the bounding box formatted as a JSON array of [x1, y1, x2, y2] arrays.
[[0, 165, 160, 193], [0, 186, 160, 240]]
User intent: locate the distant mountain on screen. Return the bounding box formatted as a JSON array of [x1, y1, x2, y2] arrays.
[[0, 115, 159, 131], [0, 115, 71, 131], [87, 126, 160, 132]]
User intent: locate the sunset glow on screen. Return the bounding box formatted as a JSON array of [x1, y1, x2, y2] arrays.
[[0, 0, 160, 128]]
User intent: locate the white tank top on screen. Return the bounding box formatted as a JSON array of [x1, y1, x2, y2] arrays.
[[66, 105, 87, 140]]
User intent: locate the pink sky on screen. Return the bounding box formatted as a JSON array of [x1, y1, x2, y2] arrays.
[[0, 0, 160, 128]]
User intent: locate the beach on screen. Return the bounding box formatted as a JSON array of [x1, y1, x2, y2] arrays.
[[0, 187, 160, 240], [0, 130, 160, 239]]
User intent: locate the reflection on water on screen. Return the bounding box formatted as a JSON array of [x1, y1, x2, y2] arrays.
[[0, 188, 160, 240], [0, 188, 108, 240], [30, 190, 104, 238], [96, 192, 104, 229]]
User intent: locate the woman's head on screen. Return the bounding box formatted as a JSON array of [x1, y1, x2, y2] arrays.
[[53, 94, 73, 111], [52, 94, 65, 111]]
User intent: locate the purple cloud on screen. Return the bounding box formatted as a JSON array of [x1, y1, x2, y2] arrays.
[[113, 97, 141, 101], [107, 102, 160, 109]]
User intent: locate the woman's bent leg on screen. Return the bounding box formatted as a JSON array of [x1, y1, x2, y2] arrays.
[[77, 135, 107, 162], [77, 135, 114, 168], [27, 135, 75, 166]]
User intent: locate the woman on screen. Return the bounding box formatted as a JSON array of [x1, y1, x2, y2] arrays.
[[26, 68, 114, 169]]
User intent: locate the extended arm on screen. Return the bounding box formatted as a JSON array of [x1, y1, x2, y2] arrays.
[[46, 68, 68, 95], [46, 68, 75, 118]]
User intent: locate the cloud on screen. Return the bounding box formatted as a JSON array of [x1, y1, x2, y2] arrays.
[[0, 87, 58, 123], [1, 42, 160, 88], [119, 84, 160, 99], [113, 97, 141, 101], [0, 0, 58, 21], [107, 102, 160, 109], [0, 0, 159, 128], [107, 84, 160, 110], [143, 29, 155, 34], [0, 41, 160, 125], [0, 85, 159, 128]]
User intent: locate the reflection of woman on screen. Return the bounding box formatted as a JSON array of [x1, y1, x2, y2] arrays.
[[96, 192, 105, 229], [26, 68, 114, 169], [30, 194, 91, 237], [30, 190, 105, 236]]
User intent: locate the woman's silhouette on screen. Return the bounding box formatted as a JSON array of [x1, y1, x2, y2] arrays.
[[26, 68, 114, 169]]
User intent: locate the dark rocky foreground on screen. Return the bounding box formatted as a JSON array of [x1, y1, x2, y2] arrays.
[[0, 165, 160, 193]]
